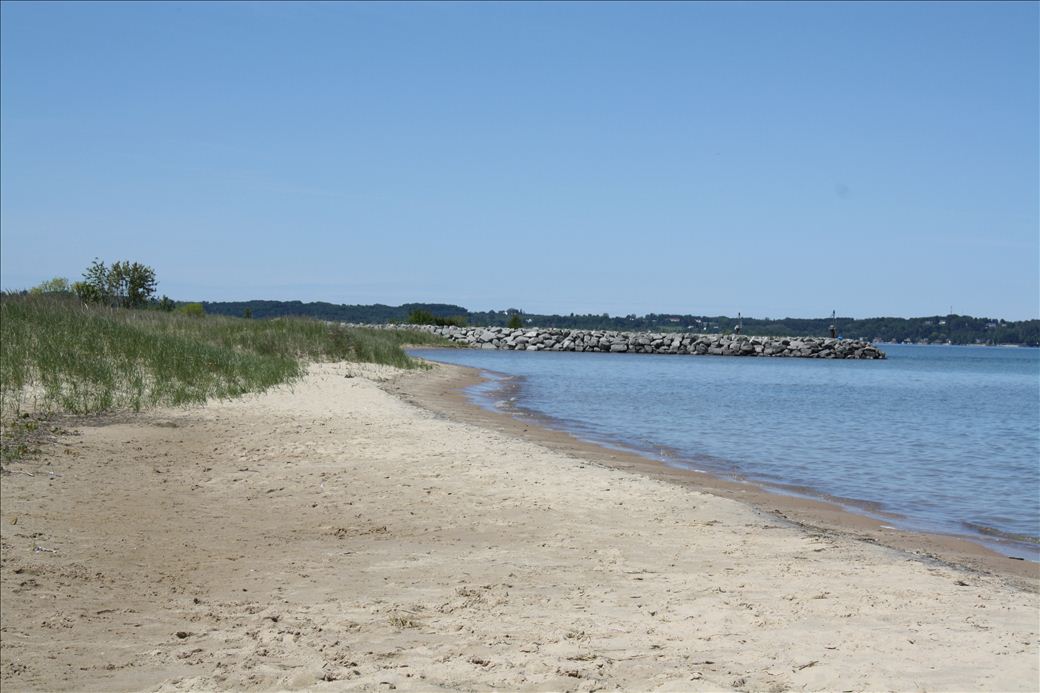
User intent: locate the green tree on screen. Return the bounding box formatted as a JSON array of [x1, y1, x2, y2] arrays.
[[109, 261, 157, 308], [73, 258, 157, 308], [74, 258, 109, 304]]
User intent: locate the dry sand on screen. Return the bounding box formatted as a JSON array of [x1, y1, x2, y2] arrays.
[[1, 361, 1037, 692]]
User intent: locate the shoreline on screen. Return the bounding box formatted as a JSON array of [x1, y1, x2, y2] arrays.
[[390, 358, 1039, 585], [474, 366, 1038, 560], [3, 361, 1038, 691]]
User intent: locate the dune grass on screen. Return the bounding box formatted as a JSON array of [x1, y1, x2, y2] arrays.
[[0, 293, 450, 416]]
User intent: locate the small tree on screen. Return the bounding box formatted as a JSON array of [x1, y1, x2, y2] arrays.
[[109, 261, 157, 308], [73, 258, 157, 308], [74, 258, 109, 304]]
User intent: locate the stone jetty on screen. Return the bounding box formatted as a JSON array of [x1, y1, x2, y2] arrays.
[[403, 325, 886, 359]]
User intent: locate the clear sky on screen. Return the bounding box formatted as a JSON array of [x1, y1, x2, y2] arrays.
[[2, 1, 1037, 320]]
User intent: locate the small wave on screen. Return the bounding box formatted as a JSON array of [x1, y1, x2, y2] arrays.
[[962, 521, 1040, 545]]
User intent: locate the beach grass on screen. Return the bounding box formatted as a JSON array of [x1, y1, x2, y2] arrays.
[[0, 293, 450, 416]]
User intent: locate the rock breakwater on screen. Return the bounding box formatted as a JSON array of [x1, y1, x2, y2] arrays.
[[404, 325, 886, 359]]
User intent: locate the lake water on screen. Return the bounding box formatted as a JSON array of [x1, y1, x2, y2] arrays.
[[409, 344, 1040, 560]]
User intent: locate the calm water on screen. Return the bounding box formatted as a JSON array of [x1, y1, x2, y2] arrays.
[[410, 344, 1040, 559]]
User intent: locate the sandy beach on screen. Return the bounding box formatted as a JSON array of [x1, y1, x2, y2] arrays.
[[1, 361, 1037, 692]]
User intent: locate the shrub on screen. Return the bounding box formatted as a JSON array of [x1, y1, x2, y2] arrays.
[[408, 309, 435, 325], [408, 309, 466, 327], [30, 277, 72, 294], [177, 302, 205, 317]]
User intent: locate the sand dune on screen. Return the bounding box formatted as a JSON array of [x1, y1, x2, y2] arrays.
[[1, 362, 1037, 691]]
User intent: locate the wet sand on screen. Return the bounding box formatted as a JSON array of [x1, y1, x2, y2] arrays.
[[1, 361, 1037, 691]]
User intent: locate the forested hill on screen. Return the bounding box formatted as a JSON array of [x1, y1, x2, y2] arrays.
[[199, 300, 1040, 346]]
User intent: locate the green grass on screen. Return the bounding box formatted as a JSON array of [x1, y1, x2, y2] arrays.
[[0, 293, 451, 416]]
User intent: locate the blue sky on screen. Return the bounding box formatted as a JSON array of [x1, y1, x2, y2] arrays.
[[2, 1, 1037, 319]]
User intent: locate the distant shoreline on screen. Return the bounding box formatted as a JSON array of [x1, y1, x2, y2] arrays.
[[873, 341, 1038, 348], [197, 299, 1040, 347]]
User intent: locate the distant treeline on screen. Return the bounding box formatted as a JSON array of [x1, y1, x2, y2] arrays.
[[199, 300, 1040, 346], [200, 300, 472, 324]]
